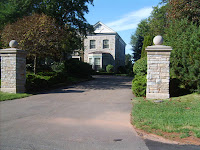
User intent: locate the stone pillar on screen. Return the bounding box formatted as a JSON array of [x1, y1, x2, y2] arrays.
[[0, 40, 27, 93], [146, 35, 172, 99]]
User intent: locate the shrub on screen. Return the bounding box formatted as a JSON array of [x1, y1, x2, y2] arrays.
[[65, 59, 92, 78], [98, 68, 105, 72], [133, 57, 147, 76], [26, 74, 49, 92], [51, 62, 65, 73], [132, 75, 147, 97], [106, 64, 114, 73], [117, 66, 126, 74]]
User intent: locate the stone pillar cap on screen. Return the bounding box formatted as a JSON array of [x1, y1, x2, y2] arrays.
[[153, 35, 163, 45], [9, 40, 18, 48], [145, 35, 172, 52]]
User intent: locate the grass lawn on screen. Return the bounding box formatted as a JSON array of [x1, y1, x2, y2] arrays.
[[132, 93, 200, 139], [0, 91, 31, 101]]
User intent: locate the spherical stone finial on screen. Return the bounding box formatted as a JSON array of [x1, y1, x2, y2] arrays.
[[9, 40, 18, 48], [153, 35, 163, 45]]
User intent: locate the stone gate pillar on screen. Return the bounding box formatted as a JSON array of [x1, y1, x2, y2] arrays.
[[146, 35, 172, 99], [0, 40, 27, 93]]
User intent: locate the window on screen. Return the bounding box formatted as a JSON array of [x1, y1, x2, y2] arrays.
[[103, 40, 109, 49], [90, 40, 96, 49], [94, 58, 100, 65]]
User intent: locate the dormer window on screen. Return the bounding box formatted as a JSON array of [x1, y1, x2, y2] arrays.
[[103, 40, 109, 49], [90, 40, 96, 49]]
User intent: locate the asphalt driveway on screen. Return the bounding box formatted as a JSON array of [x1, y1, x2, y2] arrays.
[[0, 75, 149, 150], [1, 75, 199, 150]]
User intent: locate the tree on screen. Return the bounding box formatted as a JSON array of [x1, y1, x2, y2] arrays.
[[0, 0, 94, 35], [2, 13, 66, 74], [125, 54, 132, 66], [148, 5, 168, 36], [165, 19, 200, 93], [130, 19, 150, 62], [0, 0, 94, 32], [167, 0, 200, 25], [141, 35, 153, 58]]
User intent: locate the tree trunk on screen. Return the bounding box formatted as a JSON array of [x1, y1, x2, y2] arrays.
[[34, 55, 37, 74]]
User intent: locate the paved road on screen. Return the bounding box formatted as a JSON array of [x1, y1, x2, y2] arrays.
[[0, 75, 149, 150], [1, 75, 200, 150]]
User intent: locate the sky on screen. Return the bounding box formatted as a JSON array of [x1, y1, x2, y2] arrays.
[[85, 0, 162, 55]]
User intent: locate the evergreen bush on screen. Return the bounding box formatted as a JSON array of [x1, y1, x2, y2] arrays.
[[65, 59, 92, 78], [165, 19, 200, 93], [132, 75, 147, 97], [133, 57, 147, 75]]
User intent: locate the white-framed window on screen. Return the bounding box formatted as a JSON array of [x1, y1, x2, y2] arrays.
[[103, 40, 109, 49], [90, 40, 96, 49]]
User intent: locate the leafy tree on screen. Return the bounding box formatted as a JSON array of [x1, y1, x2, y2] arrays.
[[167, 0, 200, 25], [0, 0, 94, 35], [148, 5, 168, 36], [2, 13, 66, 74]]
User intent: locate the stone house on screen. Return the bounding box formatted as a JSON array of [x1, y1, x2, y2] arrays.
[[72, 21, 126, 71]]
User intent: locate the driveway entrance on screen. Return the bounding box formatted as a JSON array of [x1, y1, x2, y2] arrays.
[[0, 75, 149, 150]]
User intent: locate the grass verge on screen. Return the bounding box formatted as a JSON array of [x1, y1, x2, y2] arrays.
[[131, 93, 200, 140], [0, 91, 31, 101]]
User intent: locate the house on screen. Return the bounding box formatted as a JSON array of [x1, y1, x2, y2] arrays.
[[73, 21, 126, 71]]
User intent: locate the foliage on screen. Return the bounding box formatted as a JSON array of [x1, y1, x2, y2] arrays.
[[170, 78, 191, 97], [132, 93, 200, 139], [132, 75, 147, 97], [130, 4, 168, 62], [141, 36, 153, 58], [148, 5, 168, 36], [25, 71, 72, 92], [130, 0, 200, 95], [125, 54, 133, 76], [133, 57, 147, 76], [130, 19, 150, 62], [167, 0, 200, 25], [106, 64, 114, 73], [132, 35, 144, 62], [65, 59, 92, 78], [1, 13, 65, 73], [117, 66, 126, 74], [0, 91, 31, 101], [0, 0, 94, 35], [51, 62, 65, 73], [165, 19, 200, 93]]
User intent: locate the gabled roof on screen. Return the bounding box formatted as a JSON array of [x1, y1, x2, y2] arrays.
[[93, 21, 116, 34]]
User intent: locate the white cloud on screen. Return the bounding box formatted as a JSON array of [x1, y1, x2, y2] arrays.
[[106, 7, 153, 32]]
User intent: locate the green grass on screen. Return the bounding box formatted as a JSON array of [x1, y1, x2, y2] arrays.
[[0, 91, 31, 101], [132, 93, 200, 138]]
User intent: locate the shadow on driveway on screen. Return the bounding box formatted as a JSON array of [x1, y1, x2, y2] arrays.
[[75, 75, 133, 90]]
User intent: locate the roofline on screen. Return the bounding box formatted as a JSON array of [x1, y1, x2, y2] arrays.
[[93, 21, 117, 34]]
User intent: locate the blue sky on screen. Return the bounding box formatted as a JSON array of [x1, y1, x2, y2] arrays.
[[85, 0, 161, 54]]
